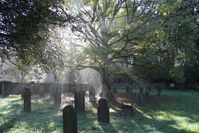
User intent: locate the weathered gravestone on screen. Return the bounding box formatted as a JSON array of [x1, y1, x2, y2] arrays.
[[53, 87, 61, 106], [126, 85, 132, 93], [23, 88, 31, 112], [120, 104, 134, 118], [63, 105, 77, 133], [126, 86, 129, 93], [50, 84, 61, 106], [144, 88, 150, 97], [135, 93, 145, 106], [97, 98, 110, 123], [74, 91, 85, 113]]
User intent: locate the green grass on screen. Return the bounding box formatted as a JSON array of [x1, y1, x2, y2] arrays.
[[0, 90, 199, 133]]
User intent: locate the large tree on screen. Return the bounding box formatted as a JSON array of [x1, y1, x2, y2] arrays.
[[1, 0, 199, 101], [59, 0, 162, 100]]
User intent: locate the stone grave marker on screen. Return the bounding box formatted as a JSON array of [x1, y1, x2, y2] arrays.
[[74, 91, 85, 113], [97, 98, 110, 123], [63, 105, 77, 133], [23, 88, 31, 112]]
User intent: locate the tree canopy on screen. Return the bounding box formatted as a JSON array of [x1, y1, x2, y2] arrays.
[[0, 0, 199, 98]]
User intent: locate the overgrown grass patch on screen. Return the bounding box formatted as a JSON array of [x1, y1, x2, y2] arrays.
[[0, 90, 199, 133]]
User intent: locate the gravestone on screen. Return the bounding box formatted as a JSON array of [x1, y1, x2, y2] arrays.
[[126, 86, 130, 93], [144, 89, 150, 97], [97, 98, 110, 123], [53, 87, 61, 106], [120, 104, 134, 118], [74, 91, 85, 113], [51, 84, 61, 106], [135, 93, 144, 106], [23, 88, 31, 112], [63, 105, 77, 133]]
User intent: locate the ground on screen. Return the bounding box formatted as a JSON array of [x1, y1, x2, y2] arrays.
[[0, 90, 199, 133]]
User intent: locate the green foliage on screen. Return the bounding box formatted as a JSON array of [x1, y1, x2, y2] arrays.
[[170, 67, 185, 83], [1, 0, 199, 87], [0, 0, 66, 67]]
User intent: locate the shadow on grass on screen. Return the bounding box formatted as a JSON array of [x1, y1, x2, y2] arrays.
[[0, 116, 17, 133], [144, 94, 199, 123], [99, 122, 117, 133], [1, 92, 199, 133], [107, 96, 199, 133], [0, 97, 62, 132], [130, 93, 199, 133]]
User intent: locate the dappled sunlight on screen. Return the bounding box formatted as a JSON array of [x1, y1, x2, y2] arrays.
[[114, 93, 134, 106], [0, 96, 22, 115], [1, 91, 199, 132], [136, 108, 153, 119], [0, 0, 199, 132], [155, 112, 199, 132], [109, 108, 117, 113]]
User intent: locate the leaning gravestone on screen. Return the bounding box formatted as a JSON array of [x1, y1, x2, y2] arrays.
[[74, 91, 85, 113], [97, 98, 110, 123], [23, 88, 31, 112], [63, 105, 77, 133]]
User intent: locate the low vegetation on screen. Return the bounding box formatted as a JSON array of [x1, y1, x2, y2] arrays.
[[0, 90, 199, 133]]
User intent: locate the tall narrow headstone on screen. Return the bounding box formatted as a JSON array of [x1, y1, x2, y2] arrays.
[[97, 98, 110, 123], [53, 87, 61, 106], [51, 84, 61, 106], [23, 88, 31, 112], [126, 86, 130, 93], [135, 93, 145, 106], [74, 91, 85, 113], [63, 105, 77, 133]]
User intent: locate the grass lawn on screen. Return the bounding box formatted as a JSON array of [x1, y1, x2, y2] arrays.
[[0, 90, 199, 133]]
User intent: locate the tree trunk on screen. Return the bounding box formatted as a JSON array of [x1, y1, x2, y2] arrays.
[[99, 67, 115, 102], [52, 73, 61, 106]]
